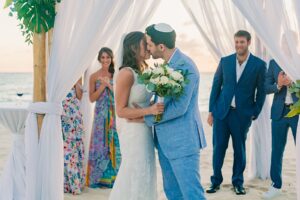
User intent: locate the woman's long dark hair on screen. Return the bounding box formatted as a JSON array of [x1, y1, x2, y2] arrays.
[[98, 47, 115, 77], [120, 31, 146, 73]]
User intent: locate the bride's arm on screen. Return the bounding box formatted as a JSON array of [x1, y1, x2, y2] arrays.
[[115, 69, 163, 119]]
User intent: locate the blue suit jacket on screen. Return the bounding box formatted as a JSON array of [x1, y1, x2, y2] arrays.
[[145, 49, 207, 159], [209, 53, 266, 120], [264, 59, 298, 120]]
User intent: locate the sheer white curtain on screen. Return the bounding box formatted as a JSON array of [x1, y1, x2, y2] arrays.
[[233, 0, 300, 198], [80, 0, 161, 172], [181, 0, 271, 179], [0, 105, 27, 200], [24, 1, 152, 199]]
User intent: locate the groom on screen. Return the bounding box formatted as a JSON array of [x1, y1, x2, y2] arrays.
[[144, 23, 207, 200]]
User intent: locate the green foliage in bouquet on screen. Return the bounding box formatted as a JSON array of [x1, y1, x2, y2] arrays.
[[286, 80, 300, 117], [138, 62, 190, 99], [4, 0, 61, 44]]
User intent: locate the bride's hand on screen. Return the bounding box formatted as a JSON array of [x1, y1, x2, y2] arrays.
[[149, 103, 164, 115]]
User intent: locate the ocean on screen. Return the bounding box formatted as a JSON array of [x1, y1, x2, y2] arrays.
[[0, 72, 213, 111]]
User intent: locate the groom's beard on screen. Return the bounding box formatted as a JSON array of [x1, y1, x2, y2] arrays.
[[151, 51, 163, 59], [151, 54, 160, 59]]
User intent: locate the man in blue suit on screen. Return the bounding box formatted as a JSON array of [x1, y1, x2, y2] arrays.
[[263, 59, 298, 199], [207, 30, 266, 195], [144, 23, 207, 200]]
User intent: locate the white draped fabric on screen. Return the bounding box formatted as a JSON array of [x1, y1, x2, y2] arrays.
[[0, 103, 28, 200], [81, 67, 96, 170], [25, 1, 142, 199], [181, 0, 271, 179], [232, 0, 300, 199], [24, 0, 161, 199], [80, 0, 161, 173]]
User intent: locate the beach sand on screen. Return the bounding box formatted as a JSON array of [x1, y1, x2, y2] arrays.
[[0, 112, 296, 200]]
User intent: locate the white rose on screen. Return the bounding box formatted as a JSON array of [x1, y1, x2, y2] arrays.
[[171, 71, 184, 81], [168, 80, 177, 86], [150, 77, 160, 84], [166, 67, 174, 74], [159, 76, 169, 85], [153, 67, 164, 75]]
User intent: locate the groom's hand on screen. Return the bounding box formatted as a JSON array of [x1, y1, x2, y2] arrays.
[[207, 112, 213, 126]]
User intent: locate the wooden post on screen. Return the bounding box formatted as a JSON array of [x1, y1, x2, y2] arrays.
[[47, 28, 53, 63], [33, 32, 46, 133]]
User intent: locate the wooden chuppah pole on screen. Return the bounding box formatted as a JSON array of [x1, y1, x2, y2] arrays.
[[32, 7, 55, 134], [33, 32, 46, 133]]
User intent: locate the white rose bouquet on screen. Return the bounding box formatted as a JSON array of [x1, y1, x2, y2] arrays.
[[138, 63, 190, 122]]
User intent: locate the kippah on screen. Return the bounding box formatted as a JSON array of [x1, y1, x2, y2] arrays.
[[154, 23, 174, 33]]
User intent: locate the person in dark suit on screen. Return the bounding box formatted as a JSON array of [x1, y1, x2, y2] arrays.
[[206, 30, 266, 195], [263, 59, 298, 199]]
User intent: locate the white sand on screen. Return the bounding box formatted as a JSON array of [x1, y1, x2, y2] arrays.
[[0, 113, 297, 200]]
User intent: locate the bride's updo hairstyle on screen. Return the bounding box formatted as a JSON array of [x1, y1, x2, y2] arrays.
[[120, 31, 146, 73]]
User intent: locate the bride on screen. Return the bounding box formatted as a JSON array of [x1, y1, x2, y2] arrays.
[[109, 31, 164, 200]]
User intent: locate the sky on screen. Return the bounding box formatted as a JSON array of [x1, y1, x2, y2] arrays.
[[0, 0, 217, 73]]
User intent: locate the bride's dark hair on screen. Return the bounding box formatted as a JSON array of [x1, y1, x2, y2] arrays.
[[120, 31, 147, 73]]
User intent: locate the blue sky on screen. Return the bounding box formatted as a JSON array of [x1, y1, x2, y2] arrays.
[[0, 0, 216, 72]]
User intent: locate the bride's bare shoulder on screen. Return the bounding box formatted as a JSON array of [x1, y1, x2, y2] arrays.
[[118, 67, 134, 78], [117, 67, 134, 85]]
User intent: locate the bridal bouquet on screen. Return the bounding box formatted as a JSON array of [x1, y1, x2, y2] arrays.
[[286, 80, 300, 117], [138, 63, 189, 122]]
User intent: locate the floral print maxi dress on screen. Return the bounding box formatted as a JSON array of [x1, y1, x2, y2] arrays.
[[61, 87, 86, 194], [86, 79, 121, 188]]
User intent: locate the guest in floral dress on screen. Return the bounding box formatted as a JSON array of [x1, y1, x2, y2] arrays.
[[86, 47, 121, 188], [61, 78, 85, 194]]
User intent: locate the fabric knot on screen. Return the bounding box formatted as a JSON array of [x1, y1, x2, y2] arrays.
[[28, 102, 63, 115]]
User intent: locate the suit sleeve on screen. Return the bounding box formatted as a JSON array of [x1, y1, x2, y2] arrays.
[[253, 61, 267, 119], [209, 58, 223, 112], [264, 60, 280, 94], [144, 71, 197, 127]]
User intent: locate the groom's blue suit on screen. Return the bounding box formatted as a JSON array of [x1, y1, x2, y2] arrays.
[[145, 49, 207, 200], [209, 53, 266, 187]]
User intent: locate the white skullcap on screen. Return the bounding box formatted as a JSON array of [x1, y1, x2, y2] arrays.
[[154, 23, 174, 33]]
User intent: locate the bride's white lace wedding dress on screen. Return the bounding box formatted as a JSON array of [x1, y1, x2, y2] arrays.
[[109, 67, 157, 200]]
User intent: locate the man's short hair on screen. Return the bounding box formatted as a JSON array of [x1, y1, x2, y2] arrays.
[[234, 30, 251, 41]]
